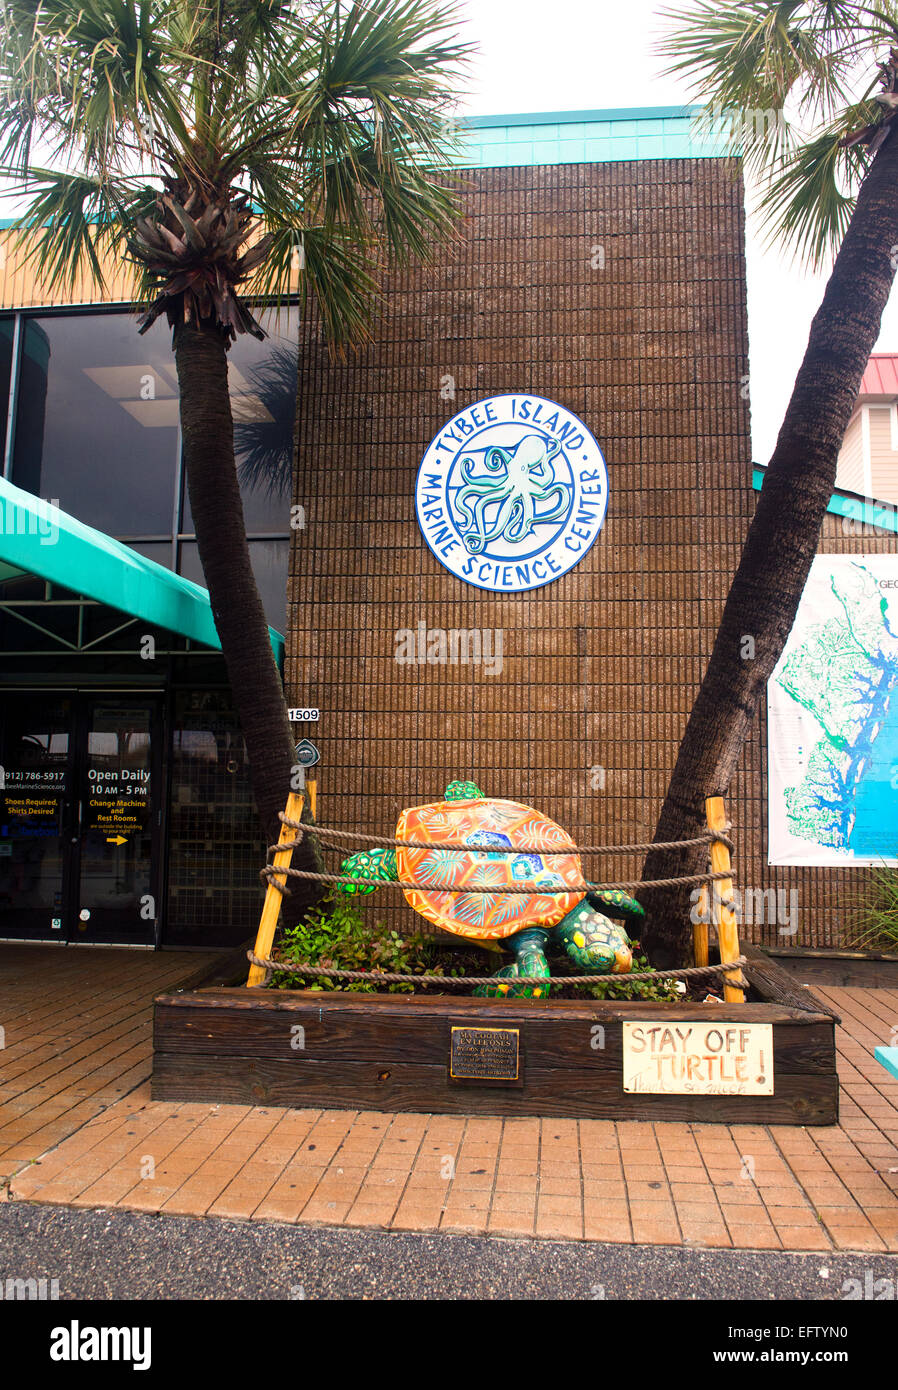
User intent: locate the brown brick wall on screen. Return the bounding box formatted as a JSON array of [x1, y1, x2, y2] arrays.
[[287, 157, 770, 944]]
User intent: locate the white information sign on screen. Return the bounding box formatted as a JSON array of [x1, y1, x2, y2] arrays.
[[414, 394, 608, 592], [622, 1021, 774, 1096]]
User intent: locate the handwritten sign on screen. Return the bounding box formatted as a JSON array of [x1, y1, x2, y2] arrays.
[[622, 1021, 774, 1096]]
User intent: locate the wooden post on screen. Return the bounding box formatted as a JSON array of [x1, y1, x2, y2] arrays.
[[693, 885, 709, 968], [705, 795, 745, 1004], [307, 775, 317, 824], [247, 790, 305, 988]]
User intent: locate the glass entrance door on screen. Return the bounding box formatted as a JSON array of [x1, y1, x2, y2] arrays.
[[0, 693, 72, 938], [0, 692, 161, 944], [76, 698, 160, 943]]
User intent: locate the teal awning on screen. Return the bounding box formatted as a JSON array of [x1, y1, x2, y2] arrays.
[[0, 477, 285, 663]]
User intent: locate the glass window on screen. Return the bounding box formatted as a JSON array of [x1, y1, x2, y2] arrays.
[[0, 573, 45, 601], [12, 312, 180, 535], [0, 694, 71, 921], [166, 689, 264, 946], [0, 316, 14, 453], [0, 597, 79, 650], [178, 537, 287, 631], [7, 305, 296, 595], [180, 307, 297, 534], [125, 540, 176, 568]]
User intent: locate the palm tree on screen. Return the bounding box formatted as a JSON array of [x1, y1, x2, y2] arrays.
[[0, 0, 469, 909], [640, 2, 898, 965]]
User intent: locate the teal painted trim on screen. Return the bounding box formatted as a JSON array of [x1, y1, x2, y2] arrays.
[[875, 1046, 898, 1079], [752, 465, 898, 535], [0, 477, 285, 662], [456, 111, 728, 168], [0, 113, 727, 213], [462, 106, 699, 129]]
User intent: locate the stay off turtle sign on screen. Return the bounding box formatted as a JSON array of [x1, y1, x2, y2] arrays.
[[622, 1021, 775, 1096]]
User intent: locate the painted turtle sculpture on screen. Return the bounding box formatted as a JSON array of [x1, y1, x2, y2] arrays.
[[338, 780, 644, 997]]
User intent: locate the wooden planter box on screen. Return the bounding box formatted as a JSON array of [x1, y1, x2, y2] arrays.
[[153, 947, 840, 1125]]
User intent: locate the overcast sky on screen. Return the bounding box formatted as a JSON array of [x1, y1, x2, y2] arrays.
[[454, 0, 898, 464]]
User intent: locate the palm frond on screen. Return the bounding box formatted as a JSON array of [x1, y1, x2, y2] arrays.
[[1, 166, 152, 294], [658, 0, 898, 265], [253, 222, 382, 353], [756, 128, 862, 263], [0, 0, 470, 350]]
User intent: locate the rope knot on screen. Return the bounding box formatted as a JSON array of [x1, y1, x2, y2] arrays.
[[260, 864, 292, 896]]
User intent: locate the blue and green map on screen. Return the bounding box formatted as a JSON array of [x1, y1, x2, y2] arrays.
[[768, 556, 898, 866]]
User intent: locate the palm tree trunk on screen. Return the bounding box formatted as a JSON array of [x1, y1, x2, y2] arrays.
[[173, 319, 323, 913], [640, 125, 898, 968]]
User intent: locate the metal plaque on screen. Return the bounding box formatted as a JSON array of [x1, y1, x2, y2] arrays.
[[622, 1021, 774, 1096], [449, 1026, 520, 1082], [294, 739, 320, 767]]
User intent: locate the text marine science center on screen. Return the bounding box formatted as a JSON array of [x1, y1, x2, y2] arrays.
[[0, 107, 876, 954]]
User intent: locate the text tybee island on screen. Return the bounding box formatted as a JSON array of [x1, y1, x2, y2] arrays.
[[414, 394, 609, 593]]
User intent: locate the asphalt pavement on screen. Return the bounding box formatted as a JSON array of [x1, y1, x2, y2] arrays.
[[2, 1200, 897, 1301]]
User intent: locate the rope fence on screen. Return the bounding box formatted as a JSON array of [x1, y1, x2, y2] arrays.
[[278, 819, 731, 856], [246, 791, 746, 1001], [261, 815, 735, 899], [248, 951, 748, 990], [261, 864, 734, 895]]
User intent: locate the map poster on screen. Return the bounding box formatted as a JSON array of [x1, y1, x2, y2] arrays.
[[768, 554, 898, 866]]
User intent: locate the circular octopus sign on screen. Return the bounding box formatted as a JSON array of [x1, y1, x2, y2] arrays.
[[414, 393, 608, 592]]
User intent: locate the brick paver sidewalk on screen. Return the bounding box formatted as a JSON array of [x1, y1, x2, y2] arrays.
[[0, 945, 218, 1178], [5, 967, 898, 1252]]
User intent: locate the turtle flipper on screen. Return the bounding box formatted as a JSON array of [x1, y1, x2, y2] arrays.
[[556, 902, 633, 975], [587, 889, 645, 931], [473, 927, 552, 998], [338, 847, 397, 895]]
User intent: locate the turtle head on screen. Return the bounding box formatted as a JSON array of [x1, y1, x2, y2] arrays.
[[444, 780, 484, 802], [556, 904, 634, 976]]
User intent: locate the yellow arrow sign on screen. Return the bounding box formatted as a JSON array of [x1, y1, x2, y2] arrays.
[[106, 835, 128, 846]]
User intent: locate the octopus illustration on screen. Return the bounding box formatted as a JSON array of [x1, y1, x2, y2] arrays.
[[453, 433, 572, 555]]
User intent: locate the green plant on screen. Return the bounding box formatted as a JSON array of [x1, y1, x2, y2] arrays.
[[848, 864, 898, 952], [581, 943, 682, 1003], [270, 892, 455, 992]]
